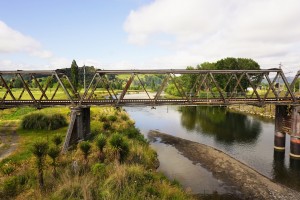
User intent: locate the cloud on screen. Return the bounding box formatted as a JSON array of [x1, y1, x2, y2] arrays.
[[0, 21, 53, 58], [124, 0, 300, 73]]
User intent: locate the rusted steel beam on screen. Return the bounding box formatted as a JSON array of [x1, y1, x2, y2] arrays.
[[154, 74, 170, 101], [280, 71, 296, 102], [117, 73, 135, 104], [54, 73, 74, 104], [136, 74, 151, 99], [0, 70, 56, 74], [264, 73, 279, 100], [245, 73, 261, 102], [0, 75, 16, 100], [17, 73, 37, 104], [97, 69, 282, 74]]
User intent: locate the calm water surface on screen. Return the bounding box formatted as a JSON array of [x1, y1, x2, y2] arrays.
[[125, 105, 300, 194]]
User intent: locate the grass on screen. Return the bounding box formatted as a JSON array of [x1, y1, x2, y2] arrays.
[[0, 106, 194, 199]]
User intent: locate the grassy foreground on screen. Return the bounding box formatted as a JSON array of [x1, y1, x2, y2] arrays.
[[0, 107, 194, 200]]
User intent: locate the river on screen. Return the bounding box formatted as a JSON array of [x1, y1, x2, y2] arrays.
[[124, 102, 300, 196]]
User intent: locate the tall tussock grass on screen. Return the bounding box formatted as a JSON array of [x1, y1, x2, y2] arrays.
[[21, 113, 67, 130]]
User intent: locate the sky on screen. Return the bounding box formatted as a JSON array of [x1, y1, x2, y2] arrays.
[[0, 0, 300, 75]]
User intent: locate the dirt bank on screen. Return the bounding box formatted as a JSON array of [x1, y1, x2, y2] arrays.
[[149, 130, 300, 200], [0, 127, 18, 161]]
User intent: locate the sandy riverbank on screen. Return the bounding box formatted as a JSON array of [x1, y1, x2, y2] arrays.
[[149, 130, 300, 200]]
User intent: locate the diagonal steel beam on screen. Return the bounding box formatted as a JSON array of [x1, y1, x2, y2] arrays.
[[154, 74, 170, 101], [170, 73, 189, 101], [280, 71, 296, 102], [136, 74, 151, 99], [284, 71, 300, 98], [17, 73, 37, 104], [245, 73, 261, 102], [117, 73, 135, 104], [209, 73, 226, 103], [0, 75, 16, 100], [31, 74, 49, 100], [195, 74, 208, 97], [54, 73, 74, 104], [264, 72, 279, 100]]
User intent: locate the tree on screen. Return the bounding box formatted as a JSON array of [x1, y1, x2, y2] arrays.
[[31, 141, 49, 189], [70, 60, 79, 91], [52, 134, 62, 147], [95, 134, 107, 162], [79, 141, 91, 165], [214, 58, 260, 92], [48, 146, 60, 177], [109, 133, 129, 164]]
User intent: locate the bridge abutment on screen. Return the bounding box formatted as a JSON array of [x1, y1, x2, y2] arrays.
[[62, 106, 91, 152]]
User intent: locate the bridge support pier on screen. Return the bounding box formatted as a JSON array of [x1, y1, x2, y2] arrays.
[[290, 106, 300, 159], [274, 105, 287, 152], [62, 106, 91, 152]]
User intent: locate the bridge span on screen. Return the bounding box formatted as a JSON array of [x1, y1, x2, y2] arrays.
[[0, 69, 300, 157]]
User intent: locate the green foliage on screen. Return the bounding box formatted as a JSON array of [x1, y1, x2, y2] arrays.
[[70, 59, 79, 90], [52, 134, 62, 147], [31, 141, 49, 159], [48, 146, 60, 161], [96, 134, 107, 152], [109, 133, 130, 163], [91, 163, 106, 177], [123, 127, 147, 143], [21, 113, 67, 130], [79, 141, 91, 161], [1, 176, 18, 197], [108, 115, 117, 122], [1, 162, 15, 175]]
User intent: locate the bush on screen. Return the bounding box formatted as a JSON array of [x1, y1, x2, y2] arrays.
[[1, 176, 18, 197], [108, 115, 117, 122], [79, 141, 91, 161], [109, 133, 129, 163], [96, 134, 107, 152], [21, 113, 67, 130], [91, 163, 106, 177], [123, 127, 147, 143], [52, 134, 62, 146]]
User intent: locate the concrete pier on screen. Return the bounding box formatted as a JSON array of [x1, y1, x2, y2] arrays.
[[62, 106, 91, 152]]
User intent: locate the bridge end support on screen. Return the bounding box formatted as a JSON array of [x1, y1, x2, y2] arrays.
[[62, 106, 91, 153]]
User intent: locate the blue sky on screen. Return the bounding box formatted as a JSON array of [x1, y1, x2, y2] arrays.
[[0, 0, 300, 74]]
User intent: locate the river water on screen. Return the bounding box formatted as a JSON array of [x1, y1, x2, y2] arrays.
[[124, 103, 300, 196]]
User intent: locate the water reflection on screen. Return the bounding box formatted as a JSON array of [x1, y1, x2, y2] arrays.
[[179, 106, 262, 144], [272, 151, 300, 191]]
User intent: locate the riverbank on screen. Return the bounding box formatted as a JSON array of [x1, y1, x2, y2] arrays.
[[0, 107, 193, 199], [149, 130, 300, 200], [228, 104, 275, 119]]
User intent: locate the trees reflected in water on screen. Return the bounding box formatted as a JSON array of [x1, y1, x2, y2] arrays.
[[179, 106, 262, 144]]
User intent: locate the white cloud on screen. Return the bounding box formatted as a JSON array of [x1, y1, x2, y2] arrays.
[[0, 21, 53, 58], [124, 0, 300, 73]]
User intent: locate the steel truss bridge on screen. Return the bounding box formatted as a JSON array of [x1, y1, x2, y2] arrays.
[[0, 69, 299, 109]]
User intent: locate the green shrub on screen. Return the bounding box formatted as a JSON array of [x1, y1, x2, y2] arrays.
[[96, 134, 107, 152], [99, 115, 108, 122], [91, 163, 106, 177], [1, 176, 18, 197], [103, 122, 111, 131], [1, 164, 15, 175], [108, 115, 117, 122], [91, 121, 103, 136], [21, 113, 67, 130], [79, 141, 91, 161], [123, 127, 147, 143], [109, 133, 129, 163], [120, 113, 129, 121], [52, 134, 63, 146]]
